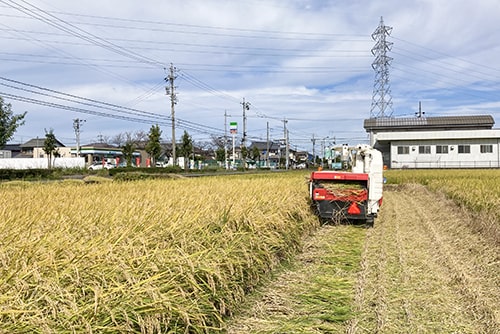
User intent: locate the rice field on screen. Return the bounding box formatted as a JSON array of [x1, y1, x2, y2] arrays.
[[385, 169, 500, 243], [1, 169, 498, 333], [0, 173, 318, 333], [228, 169, 499, 333], [385, 169, 500, 215]]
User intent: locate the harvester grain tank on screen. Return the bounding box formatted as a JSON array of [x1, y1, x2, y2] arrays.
[[309, 144, 384, 225]]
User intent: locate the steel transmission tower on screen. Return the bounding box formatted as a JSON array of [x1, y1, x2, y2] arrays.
[[370, 16, 393, 118]]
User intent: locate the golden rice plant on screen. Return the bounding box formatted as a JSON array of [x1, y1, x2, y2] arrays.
[[0, 172, 318, 333], [385, 169, 499, 217], [385, 169, 500, 243]]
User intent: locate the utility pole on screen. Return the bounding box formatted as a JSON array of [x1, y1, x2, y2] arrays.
[[240, 98, 250, 148], [321, 136, 330, 168], [266, 121, 270, 168], [283, 118, 289, 170], [311, 133, 316, 167], [73, 118, 85, 157], [224, 110, 231, 170], [240, 98, 250, 168], [286, 129, 289, 170], [166, 63, 177, 166]]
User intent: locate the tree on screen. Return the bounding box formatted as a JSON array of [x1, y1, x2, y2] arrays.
[[122, 141, 135, 167], [240, 146, 248, 170], [112, 130, 148, 149], [111, 133, 125, 147], [43, 129, 58, 169], [215, 147, 225, 164], [145, 124, 162, 167], [210, 135, 225, 150], [0, 97, 26, 148], [251, 146, 261, 164], [133, 130, 148, 149], [97, 133, 110, 145], [178, 130, 193, 170]]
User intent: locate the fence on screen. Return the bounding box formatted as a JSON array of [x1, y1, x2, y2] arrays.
[[391, 160, 500, 169], [0, 158, 85, 169]]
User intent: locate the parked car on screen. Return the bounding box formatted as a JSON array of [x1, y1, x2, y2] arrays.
[[88, 161, 115, 170], [116, 161, 136, 168], [155, 161, 168, 167]]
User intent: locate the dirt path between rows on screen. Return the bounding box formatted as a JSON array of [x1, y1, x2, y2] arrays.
[[227, 185, 499, 333]]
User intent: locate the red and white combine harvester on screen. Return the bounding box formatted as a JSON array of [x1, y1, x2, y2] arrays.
[[309, 144, 384, 225]]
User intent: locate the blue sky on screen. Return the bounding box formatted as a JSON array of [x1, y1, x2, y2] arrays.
[[1, 0, 499, 152]]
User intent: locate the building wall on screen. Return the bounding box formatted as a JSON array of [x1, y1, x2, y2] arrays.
[[369, 128, 500, 169], [0, 158, 85, 169], [0, 150, 12, 159], [33, 147, 72, 158], [390, 138, 499, 168]]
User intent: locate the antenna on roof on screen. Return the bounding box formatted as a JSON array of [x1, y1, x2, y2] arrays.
[[415, 101, 425, 118]]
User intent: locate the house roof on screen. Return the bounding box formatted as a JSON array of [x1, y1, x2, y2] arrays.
[[20, 137, 65, 148], [1, 143, 21, 151], [364, 115, 494, 132], [83, 142, 118, 148], [249, 141, 280, 150]]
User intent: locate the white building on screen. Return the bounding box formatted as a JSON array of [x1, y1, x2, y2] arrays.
[[364, 115, 500, 169]]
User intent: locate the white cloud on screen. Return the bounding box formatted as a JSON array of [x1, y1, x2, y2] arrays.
[[1, 0, 499, 151]]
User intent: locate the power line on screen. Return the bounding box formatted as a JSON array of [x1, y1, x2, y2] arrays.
[[390, 35, 500, 75], [2, 7, 370, 41], [0, 0, 164, 68], [0, 27, 372, 56], [0, 76, 226, 137]]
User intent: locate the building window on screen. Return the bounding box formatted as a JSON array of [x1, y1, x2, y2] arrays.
[[418, 145, 431, 154], [480, 144, 493, 153], [397, 146, 409, 155], [436, 145, 448, 154], [458, 145, 470, 154]]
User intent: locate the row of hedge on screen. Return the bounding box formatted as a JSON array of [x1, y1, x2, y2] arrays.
[[0, 164, 286, 182], [0, 166, 231, 181], [0, 168, 58, 180]]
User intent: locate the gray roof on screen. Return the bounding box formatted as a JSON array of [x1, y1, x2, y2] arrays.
[[20, 137, 65, 148], [364, 115, 494, 132], [249, 141, 280, 151]]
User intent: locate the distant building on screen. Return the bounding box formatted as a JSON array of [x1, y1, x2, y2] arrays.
[[364, 115, 500, 168], [248, 141, 280, 167], [1, 144, 21, 158], [19, 137, 69, 158], [70, 142, 141, 165], [0, 138, 82, 169], [248, 141, 309, 168]]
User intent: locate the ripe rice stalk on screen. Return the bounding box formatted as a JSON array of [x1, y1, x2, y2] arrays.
[[384, 169, 500, 245], [0, 172, 318, 332]]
